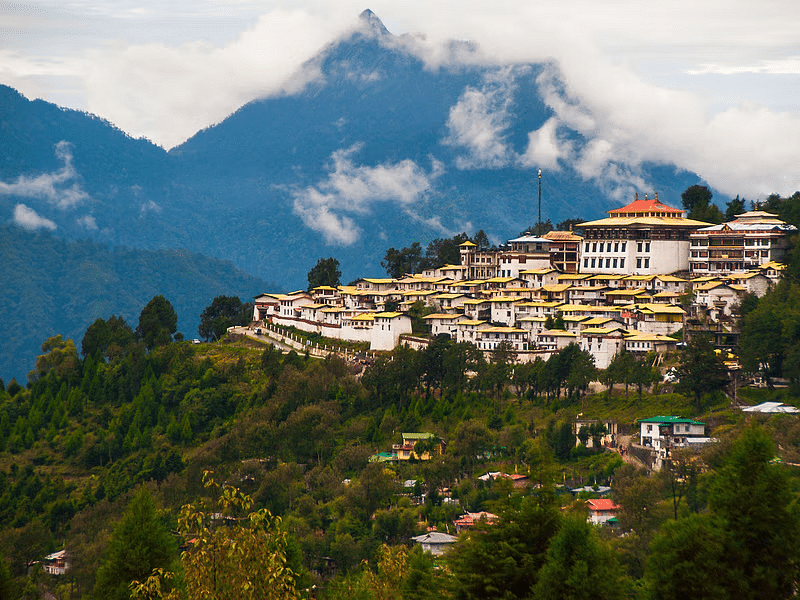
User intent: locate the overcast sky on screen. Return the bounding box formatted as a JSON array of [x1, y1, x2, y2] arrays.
[[2, 0, 800, 199]]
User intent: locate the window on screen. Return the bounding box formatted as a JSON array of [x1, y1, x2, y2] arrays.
[[613, 258, 618, 268], [636, 258, 642, 268], [637, 242, 643, 252], [591, 258, 596, 268], [593, 242, 597, 252], [606, 258, 611, 268], [585, 242, 590, 251], [599, 242, 605, 252], [622, 242, 627, 252], [644, 258, 650, 268], [584, 258, 589, 268], [645, 242, 651, 252], [620, 258, 625, 268]]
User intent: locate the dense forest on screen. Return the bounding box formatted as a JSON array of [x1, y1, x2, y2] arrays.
[[1, 191, 800, 599]]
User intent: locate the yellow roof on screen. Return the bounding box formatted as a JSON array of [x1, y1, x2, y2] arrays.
[[459, 320, 488, 326], [580, 216, 711, 227], [486, 276, 519, 283], [360, 278, 396, 284], [351, 313, 377, 321], [374, 312, 404, 319], [634, 304, 686, 314], [520, 267, 558, 274], [463, 298, 489, 305], [312, 285, 338, 291], [541, 329, 577, 337], [488, 296, 523, 303], [460, 240, 477, 247], [423, 313, 464, 320], [479, 326, 526, 333], [581, 327, 626, 335], [557, 273, 593, 280], [542, 284, 572, 292], [625, 333, 678, 342]]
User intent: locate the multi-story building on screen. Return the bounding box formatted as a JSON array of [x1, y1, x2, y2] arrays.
[[497, 234, 552, 278], [689, 211, 797, 276], [543, 230, 583, 273], [459, 241, 500, 279], [578, 193, 710, 275]]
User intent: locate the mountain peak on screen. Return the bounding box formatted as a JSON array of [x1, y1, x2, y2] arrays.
[[358, 9, 390, 36]]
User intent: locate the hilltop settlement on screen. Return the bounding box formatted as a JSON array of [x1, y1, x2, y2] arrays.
[[253, 193, 794, 370]]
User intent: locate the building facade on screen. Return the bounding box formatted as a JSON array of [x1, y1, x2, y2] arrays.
[[579, 193, 710, 275]]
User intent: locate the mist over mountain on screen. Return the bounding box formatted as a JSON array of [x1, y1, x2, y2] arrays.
[[0, 10, 711, 377]]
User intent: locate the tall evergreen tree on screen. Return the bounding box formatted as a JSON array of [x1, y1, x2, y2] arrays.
[[93, 489, 176, 600]]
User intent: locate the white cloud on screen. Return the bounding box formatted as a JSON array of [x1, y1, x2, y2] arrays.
[[77, 214, 98, 230], [519, 117, 572, 170], [3, 1, 800, 196], [292, 144, 438, 245], [444, 67, 519, 169], [13, 204, 57, 231], [140, 200, 161, 215], [0, 141, 90, 208]]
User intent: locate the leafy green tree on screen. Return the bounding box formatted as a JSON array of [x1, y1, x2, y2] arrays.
[[137, 295, 178, 350], [198, 295, 251, 341], [419, 233, 470, 270], [725, 195, 746, 220], [93, 489, 176, 600], [471, 230, 491, 250], [706, 426, 800, 599], [681, 185, 724, 223], [556, 218, 584, 231], [675, 335, 728, 409], [307, 257, 341, 290], [447, 494, 560, 599], [646, 514, 729, 600], [533, 516, 624, 600], [28, 335, 81, 384], [131, 473, 299, 600], [381, 243, 422, 278]]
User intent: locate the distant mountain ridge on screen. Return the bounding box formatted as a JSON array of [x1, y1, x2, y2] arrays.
[[0, 226, 269, 382], [0, 10, 710, 377]]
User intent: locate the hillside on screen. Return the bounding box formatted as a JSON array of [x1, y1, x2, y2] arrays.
[[0, 226, 270, 382], [0, 330, 798, 599]]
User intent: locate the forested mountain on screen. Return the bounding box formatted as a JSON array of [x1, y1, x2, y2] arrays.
[[0, 226, 268, 381], [1, 11, 708, 290]]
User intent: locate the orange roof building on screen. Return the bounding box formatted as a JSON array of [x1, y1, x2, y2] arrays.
[[578, 193, 710, 276]]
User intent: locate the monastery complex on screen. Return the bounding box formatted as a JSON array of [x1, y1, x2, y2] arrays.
[[253, 194, 795, 369]]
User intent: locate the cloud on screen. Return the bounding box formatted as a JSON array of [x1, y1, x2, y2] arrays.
[[77, 214, 98, 230], [443, 67, 519, 169], [140, 200, 162, 216], [13, 204, 57, 231], [534, 57, 800, 199], [292, 144, 438, 245], [519, 117, 573, 170], [3, 1, 800, 196], [0, 141, 90, 208]]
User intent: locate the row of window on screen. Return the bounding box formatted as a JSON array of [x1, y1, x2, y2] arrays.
[[584, 257, 629, 269], [583, 241, 653, 254]]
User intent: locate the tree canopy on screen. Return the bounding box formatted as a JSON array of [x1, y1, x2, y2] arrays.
[[198, 296, 252, 341], [137, 295, 178, 350], [307, 257, 342, 291]]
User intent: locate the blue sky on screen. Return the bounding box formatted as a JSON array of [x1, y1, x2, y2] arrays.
[[2, 0, 799, 199]]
